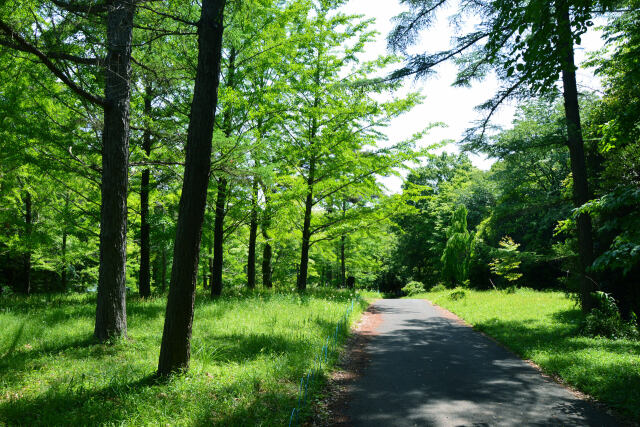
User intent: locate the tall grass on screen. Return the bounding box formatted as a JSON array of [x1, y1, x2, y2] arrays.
[[421, 288, 640, 421], [0, 289, 367, 426]]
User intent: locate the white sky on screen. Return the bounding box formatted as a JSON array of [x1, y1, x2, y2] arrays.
[[340, 0, 605, 192]]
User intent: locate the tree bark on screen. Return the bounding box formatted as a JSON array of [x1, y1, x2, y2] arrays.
[[210, 177, 227, 297], [138, 85, 152, 298], [340, 235, 346, 289], [556, 0, 595, 313], [210, 47, 236, 297], [261, 193, 272, 288], [61, 196, 68, 290], [94, 1, 135, 341], [22, 190, 31, 295], [157, 0, 226, 376], [297, 156, 315, 291], [247, 178, 258, 289]]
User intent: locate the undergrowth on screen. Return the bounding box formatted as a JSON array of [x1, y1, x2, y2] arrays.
[[0, 289, 368, 426], [418, 288, 640, 421]]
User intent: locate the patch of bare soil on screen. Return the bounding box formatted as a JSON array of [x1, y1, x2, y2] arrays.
[[311, 301, 383, 426]]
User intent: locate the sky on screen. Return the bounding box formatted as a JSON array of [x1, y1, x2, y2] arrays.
[[339, 0, 606, 192]]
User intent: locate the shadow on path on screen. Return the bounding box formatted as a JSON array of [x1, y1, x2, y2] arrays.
[[345, 299, 619, 426]]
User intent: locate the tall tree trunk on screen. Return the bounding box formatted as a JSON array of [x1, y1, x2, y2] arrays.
[[297, 157, 315, 291], [210, 177, 227, 297], [22, 190, 31, 295], [207, 232, 213, 288], [556, 1, 594, 313], [261, 193, 272, 288], [340, 235, 346, 289], [139, 85, 152, 298], [202, 261, 208, 290], [161, 243, 167, 293], [61, 192, 69, 290], [210, 47, 236, 297], [157, 0, 226, 376], [247, 178, 258, 289], [94, 1, 135, 341]]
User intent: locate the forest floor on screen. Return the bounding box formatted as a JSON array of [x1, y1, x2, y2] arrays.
[[331, 298, 621, 426], [0, 289, 368, 426], [418, 288, 640, 423]]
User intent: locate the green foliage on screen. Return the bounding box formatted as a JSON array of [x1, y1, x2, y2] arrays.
[[448, 287, 467, 300], [441, 205, 472, 287], [425, 288, 640, 420], [581, 292, 639, 340], [489, 236, 523, 284], [401, 280, 425, 296]]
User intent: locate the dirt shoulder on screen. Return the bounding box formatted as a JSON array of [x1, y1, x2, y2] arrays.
[[312, 301, 383, 426]]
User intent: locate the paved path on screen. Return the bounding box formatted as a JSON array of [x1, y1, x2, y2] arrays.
[[344, 299, 619, 426]]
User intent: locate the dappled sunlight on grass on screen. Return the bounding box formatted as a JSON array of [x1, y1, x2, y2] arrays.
[[421, 288, 640, 420], [0, 289, 366, 425]]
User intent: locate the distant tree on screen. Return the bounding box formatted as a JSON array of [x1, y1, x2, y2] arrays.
[[388, 0, 619, 311], [489, 236, 523, 284], [441, 205, 472, 286]]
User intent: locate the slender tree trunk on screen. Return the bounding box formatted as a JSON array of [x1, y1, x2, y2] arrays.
[[208, 232, 213, 288], [210, 47, 236, 297], [556, 1, 595, 312], [247, 178, 258, 289], [61, 192, 69, 290], [138, 85, 153, 298], [94, 1, 135, 341], [261, 193, 272, 289], [157, 0, 226, 376], [297, 157, 315, 291], [340, 236, 346, 289], [202, 261, 208, 290], [211, 177, 227, 297], [22, 191, 31, 295], [161, 243, 167, 293]]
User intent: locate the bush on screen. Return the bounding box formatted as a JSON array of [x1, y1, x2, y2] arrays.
[[430, 283, 447, 292], [449, 287, 467, 300], [581, 292, 639, 339], [402, 280, 425, 296]]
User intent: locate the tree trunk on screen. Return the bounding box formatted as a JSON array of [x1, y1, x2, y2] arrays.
[[208, 232, 213, 289], [210, 47, 236, 298], [161, 243, 167, 293], [261, 193, 272, 289], [210, 177, 227, 297], [22, 191, 31, 295], [94, 1, 135, 341], [202, 261, 208, 290], [61, 192, 69, 290], [247, 178, 258, 289], [556, 1, 595, 313], [340, 235, 346, 289], [139, 85, 152, 298], [157, 0, 226, 376], [297, 157, 315, 291]]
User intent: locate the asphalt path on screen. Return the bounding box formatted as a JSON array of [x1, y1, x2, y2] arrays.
[[344, 299, 619, 426]]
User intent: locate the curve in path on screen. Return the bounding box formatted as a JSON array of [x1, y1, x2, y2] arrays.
[[344, 299, 619, 426]]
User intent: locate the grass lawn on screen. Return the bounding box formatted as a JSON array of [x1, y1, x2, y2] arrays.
[[418, 288, 640, 421], [0, 289, 368, 426]]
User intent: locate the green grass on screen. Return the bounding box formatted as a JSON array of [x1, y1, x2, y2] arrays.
[[0, 288, 368, 426], [416, 288, 640, 421]]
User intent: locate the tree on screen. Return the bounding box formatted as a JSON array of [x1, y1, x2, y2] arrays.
[[388, 0, 618, 311], [489, 236, 523, 284], [441, 205, 472, 286], [157, 0, 227, 376], [0, 0, 136, 338]]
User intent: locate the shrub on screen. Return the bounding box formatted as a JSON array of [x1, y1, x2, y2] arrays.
[[581, 291, 639, 339], [402, 281, 425, 296], [431, 283, 447, 292], [449, 287, 467, 300]]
